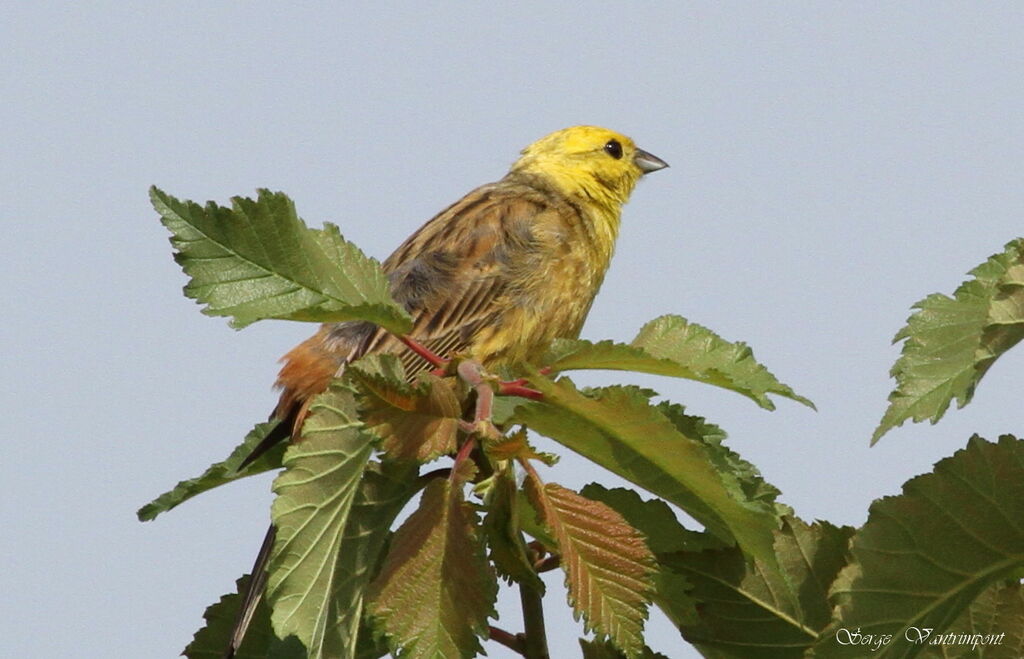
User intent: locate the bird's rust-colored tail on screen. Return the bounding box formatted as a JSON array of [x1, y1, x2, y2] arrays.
[[236, 327, 342, 470]]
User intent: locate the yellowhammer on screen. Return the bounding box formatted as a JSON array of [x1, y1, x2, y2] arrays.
[[271, 125, 666, 440], [228, 125, 667, 654]]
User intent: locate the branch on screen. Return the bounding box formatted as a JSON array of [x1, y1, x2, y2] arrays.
[[498, 382, 544, 400], [519, 581, 550, 659], [488, 625, 526, 655], [534, 555, 561, 573]]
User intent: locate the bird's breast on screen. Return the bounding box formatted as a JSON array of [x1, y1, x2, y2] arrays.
[[471, 205, 617, 369]]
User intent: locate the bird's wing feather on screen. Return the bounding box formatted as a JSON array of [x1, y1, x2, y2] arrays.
[[332, 183, 549, 376]]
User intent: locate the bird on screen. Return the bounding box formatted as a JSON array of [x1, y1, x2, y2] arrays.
[[225, 125, 668, 656]]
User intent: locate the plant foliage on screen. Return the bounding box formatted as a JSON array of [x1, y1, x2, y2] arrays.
[[147, 189, 1024, 658], [873, 238, 1024, 443]]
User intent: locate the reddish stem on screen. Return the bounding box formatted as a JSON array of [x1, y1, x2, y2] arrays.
[[399, 335, 449, 368], [518, 455, 541, 482], [498, 366, 550, 398], [497, 382, 543, 400], [450, 437, 477, 481], [488, 626, 526, 655], [534, 555, 561, 573]]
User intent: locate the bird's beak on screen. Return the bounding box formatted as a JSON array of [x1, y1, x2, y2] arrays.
[[634, 148, 669, 174]]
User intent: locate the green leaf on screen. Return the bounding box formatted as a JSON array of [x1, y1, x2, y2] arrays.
[[482, 463, 546, 592], [655, 401, 788, 516], [524, 478, 656, 659], [183, 575, 307, 659], [482, 426, 559, 466], [873, 239, 1024, 443], [649, 569, 701, 637], [544, 315, 812, 410], [917, 580, 1024, 658], [266, 384, 377, 657], [511, 378, 781, 566], [515, 488, 558, 551], [489, 393, 519, 427], [663, 517, 853, 658], [349, 355, 461, 462], [312, 460, 419, 659], [152, 186, 412, 333], [183, 574, 391, 659], [137, 420, 286, 522], [580, 471, 719, 635], [367, 467, 497, 659], [816, 435, 1024, 657], [578, 637, 671, 659], [578, 485, 715, 555]]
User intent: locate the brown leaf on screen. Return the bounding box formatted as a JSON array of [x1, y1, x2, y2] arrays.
[[524, 476, 656, 658], [367, 468, 497, 658], [359, 371, 462, 462]]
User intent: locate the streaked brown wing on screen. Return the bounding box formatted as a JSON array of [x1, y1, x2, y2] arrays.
[[335, 181, 549, 377]]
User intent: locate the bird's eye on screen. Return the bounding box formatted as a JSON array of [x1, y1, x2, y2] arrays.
[[603, 139, 623, 159]]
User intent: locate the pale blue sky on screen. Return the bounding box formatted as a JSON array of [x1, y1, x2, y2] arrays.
[[4, 4, 1024, 658]]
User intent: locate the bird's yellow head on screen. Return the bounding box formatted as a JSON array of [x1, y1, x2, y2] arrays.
[[510, 126, 668, 208]]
